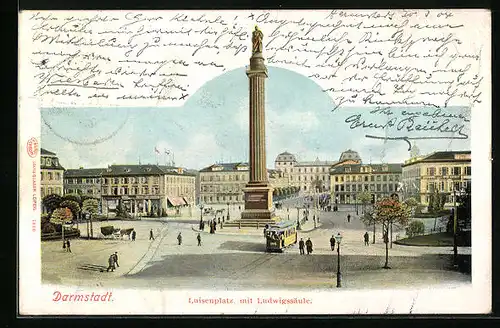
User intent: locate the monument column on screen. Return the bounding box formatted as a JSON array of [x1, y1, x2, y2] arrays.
[[241, 26, 275, 223]]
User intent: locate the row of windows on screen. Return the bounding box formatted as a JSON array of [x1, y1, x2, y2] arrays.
[[103, 186, 160, 196], [41, 187, 62, 197], [424, 181, 470, 193], [277, 166, 329, 173], [333, 174, 400, 183], [65, 188, 99, 195], [66, 178, 101, 184], [200, 174, 248, 182], [41, 157, 59, 167], [424, 166, 471, 177], [201, 184, 246, 193], [66, 176, 194, 185], [334, 183, 399, 192], [42, 171, 62, 181], [293, 175, 329, 182], [202, 194, 243, 203]]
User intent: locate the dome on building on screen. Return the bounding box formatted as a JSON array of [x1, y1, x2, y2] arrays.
[[339, 149, 361, 162], [275, 151, 297, 163]]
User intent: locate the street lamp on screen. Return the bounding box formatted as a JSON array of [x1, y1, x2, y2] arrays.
[[335, 233, 343, 288], [226, 202, 230, 221], [296, 206, 301, 230], [453, 186, 465, 267], [198, 203, 204, 230]]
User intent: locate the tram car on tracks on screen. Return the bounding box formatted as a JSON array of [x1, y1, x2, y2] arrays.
[[265, 220, 298, 252]]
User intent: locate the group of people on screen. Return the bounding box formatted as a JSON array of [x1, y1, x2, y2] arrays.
[[106, 251, 119, 272], [298, 238, 313, 255]]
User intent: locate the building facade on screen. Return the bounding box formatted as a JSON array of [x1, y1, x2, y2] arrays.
[[64, 168, 104, 197], [40, 148, 65, 200], [274, 150, 363, 192], [99, 165, 196, 217], [401, 151, 471, 205], [330, 163, 402, 204], [199, 163, 249, 205]]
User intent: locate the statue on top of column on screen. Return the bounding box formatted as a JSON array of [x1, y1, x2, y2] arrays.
[[252, 25, 263, 55]]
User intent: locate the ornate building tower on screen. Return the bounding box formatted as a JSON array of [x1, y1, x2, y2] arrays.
[[240, 26, 275, 223]]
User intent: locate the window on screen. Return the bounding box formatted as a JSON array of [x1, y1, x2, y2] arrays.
[[340, 176, 344, 182], [46, 158, 52, 166], [335, 185, 339, 191], [370, 184, 375, 191], [427, 167, 436, 176], [364, 185, 369, 191], [340, 185, 344, 191], [346, 185, 350, 192], [377, 184, 381, 191], [113, 187, 118, 195], [465, 166, 471, 175], [452, 167, 460, 175], [370, 175, 374, 182], [335, 176, 338, 182], [389, 175, 393, 181], [346, 176, 350, 182], [383, 175, 387, 181], [441, 167, 448, 176], [48, 172, 53, 180], [376, 175, 381, 181], [364, 176, 368, 182], [440, 181, 445, 191]]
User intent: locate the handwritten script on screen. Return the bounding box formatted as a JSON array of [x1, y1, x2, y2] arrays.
[[22, 10, 487, 141]]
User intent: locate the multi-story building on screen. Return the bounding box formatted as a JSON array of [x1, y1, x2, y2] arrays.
[[100, 164, 196, 217], [199, 162, 249, 205], [330, 163, 403, 204], [199, 162, 286, 205], [64, 168, 104, 197], [274, 149, 362, 192], [40, 148, 65, 200], [401, 151, 471, 205]]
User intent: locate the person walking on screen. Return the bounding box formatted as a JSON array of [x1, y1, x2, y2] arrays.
[[113, 252, 119, 269], [177, 232, 183, 245], [149, 229, 155, 241], [197, 233, 201, 246], [298, 238, 305, 255], [330, 235, 336, 251], [347, 214, 351, 223], [131, 230, 136, 241], [305, 238, 313, 255], [364, 232, 369, 246], [63, 239, 66, 251], [66, 239, 71, 253], [106, 254, 115, 272]]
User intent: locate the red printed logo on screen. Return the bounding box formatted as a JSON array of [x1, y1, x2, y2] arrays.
[[27, 137, 38, 158]]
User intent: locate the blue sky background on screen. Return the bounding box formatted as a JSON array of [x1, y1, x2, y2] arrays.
[[41, 67, 470, 170]]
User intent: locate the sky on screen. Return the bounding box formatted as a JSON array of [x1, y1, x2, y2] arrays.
[[40, 66, 470, 171]]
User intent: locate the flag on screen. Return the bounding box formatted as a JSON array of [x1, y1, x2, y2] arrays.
[[165, 149, 170, 155], [155, 147, 160, 154]]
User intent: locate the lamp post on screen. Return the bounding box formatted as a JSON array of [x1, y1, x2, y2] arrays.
[[452, 186, 465, 267], [296, 206, 301, 230], [199, 203, 204, 230], [226, 202, 230, 221], [335, 233, 343, 287]]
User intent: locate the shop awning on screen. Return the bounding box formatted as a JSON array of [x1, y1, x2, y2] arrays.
[[167, 196, 186, 207]]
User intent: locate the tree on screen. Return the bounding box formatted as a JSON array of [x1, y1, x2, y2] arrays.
[[81, 198, 99, 239], [360, 209, 376, 244], [63, 193, 82, 206], [50, 207, 73, 241], [406, 220, 425, 237], [373, 197, 411, 269], [59, 200, 80, 221], [42, 194, 63, 215], [357, 191, 371, 214], [404, 197, 418, 216]]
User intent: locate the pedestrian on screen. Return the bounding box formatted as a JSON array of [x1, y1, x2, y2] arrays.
[[62, 239, 66, 251], [149, 229, 155, 240], [305, 238, 313, 255], [197, 233, 201, 246], [177, 232, 182, 245], [106, 254, 115, 272], [113, 251, 119, 269], [364, 232, 369, 246], [218, 217, 221, 224], [132, 230, 136, 241], [330, 235, 336, 251], [66, 239, 71, 253], [347, 214, 351, 223], [298, 238, 305, 255], [214, 221, 217, 233]]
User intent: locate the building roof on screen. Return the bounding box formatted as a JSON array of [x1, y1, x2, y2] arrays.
[[41, 148, 56, 156], [40, 157, 65, 170], [330, 163, 402, 174], [275, 151, 297, 162], [295, 160, 338, 167], [339, 149, 362, 162], [199, 162, 249, 172], [402, 151, 471, 167], [100, 165, 196, 177], [64, 168, 105, 178]]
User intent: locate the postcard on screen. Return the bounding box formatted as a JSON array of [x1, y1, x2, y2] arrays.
[[18, 9, 491, 315]]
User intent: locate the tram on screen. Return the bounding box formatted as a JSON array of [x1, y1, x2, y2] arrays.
[[265, 220, 298, 252]]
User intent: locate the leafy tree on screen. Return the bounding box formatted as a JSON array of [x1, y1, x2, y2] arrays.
[[360, 209, 376, 244], [404, 197, 418, 208], [428, 193, 435, 213], [50, 207, 73, 224], [357, 191, 372, 213], [406, 220, 425, 237], [42, 194, 63, 215], [82, 198, 99, 215], [63, 193, 82, 206], [373, 197, 411, 269], [59, 200, 80, 220]]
